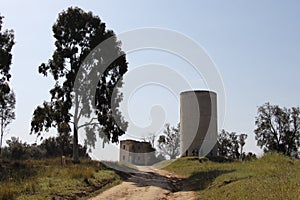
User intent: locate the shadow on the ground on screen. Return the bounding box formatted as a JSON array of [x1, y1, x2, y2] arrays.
[[127, 170, 180, 192], [124, 168, 234, 193], [180, 169, 235, 191], [101, 161, 139, 180]]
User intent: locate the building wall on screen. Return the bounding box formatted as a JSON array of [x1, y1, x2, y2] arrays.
[[119, 140, 155, 165], [180, 90, 218, 157]]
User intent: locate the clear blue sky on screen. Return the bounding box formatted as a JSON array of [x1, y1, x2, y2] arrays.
[[1, 0, 300, 160]]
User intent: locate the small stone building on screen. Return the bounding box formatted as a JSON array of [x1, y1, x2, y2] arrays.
[[119, 140, 155, 165]]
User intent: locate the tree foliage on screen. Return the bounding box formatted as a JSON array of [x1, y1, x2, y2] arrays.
[[0, 15, 16, 154], [30, 7, 128, 162], [142, 133, 156, 149], [5, 137, 27, 160], [254, 102, 300, 157], [239, 133, 247, 159], [217, 129, 247, 160], [40, 132, 88, 158], [1, 134, 89, 160], [157, 123, 180, 159]]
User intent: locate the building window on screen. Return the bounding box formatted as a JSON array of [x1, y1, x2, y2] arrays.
[[137, 156, 140, 160], [138, 146, 140, 150], [123, 145, 125, 149], [123, 155, 125, 160]]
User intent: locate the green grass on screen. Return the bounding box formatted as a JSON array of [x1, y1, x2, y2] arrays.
[[0, 158, 123, 200], [151, 159, 175, 169], [163, 153, 300, 200]]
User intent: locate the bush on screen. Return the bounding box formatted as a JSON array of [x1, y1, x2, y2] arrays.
[[1, 134, 90, 160], [3, 137, 28, 160]]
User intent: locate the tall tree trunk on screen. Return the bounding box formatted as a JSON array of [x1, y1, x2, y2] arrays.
[[73, 91, 80, 163], [240, 145, 243, 160], [73, 123, 79, 163], [0, 110, 4, 155], [0, 129, 3, 155]]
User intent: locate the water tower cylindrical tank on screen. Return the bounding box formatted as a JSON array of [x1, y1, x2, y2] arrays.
[[180, 90, 217, 157]]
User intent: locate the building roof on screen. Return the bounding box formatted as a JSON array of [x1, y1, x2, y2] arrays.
[[120, 139, 151, 145]]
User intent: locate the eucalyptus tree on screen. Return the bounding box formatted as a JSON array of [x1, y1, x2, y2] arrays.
[[255, 102, 300, 157], [0, 15, 16, 154], [31, 7, 128, 163]]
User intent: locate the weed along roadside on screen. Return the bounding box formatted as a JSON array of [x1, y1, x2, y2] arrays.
[[0, 157, 131, 200]]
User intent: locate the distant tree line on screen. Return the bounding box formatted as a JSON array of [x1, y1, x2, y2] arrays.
[[1, 133, 89, 160], [218, 102, 300, 160], [153, 108, 299, 161]]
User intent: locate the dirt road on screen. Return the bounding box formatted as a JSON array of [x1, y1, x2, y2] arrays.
[[89, 165, 195, 200]]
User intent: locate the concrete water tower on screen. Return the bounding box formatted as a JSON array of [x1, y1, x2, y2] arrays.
[[180, 90, 218, 157]]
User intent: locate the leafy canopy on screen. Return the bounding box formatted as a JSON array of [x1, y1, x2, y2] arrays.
[[254, 102, 300, 157], [158, 123, 180, 159], [30, 7, 128, 161], [0, 15, 16, 152], [217, 130, 247, 160]]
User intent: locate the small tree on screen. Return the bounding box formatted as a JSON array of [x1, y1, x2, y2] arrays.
[[229, 132, 240, 159], [218, 129, 247, 160], [0, 15, 16, 154], [239, 133, 247, 159], [254, 102, 300, 156], [142, 133, 156, 149], [217, 129, 231, 157], [39, 133, 89, 158], [157, 123, 180, 159], [5, 137, 27, 160]]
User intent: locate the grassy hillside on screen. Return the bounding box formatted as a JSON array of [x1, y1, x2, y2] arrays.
[[0, 158, 124, 200], [163, 153, 300, 200]]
